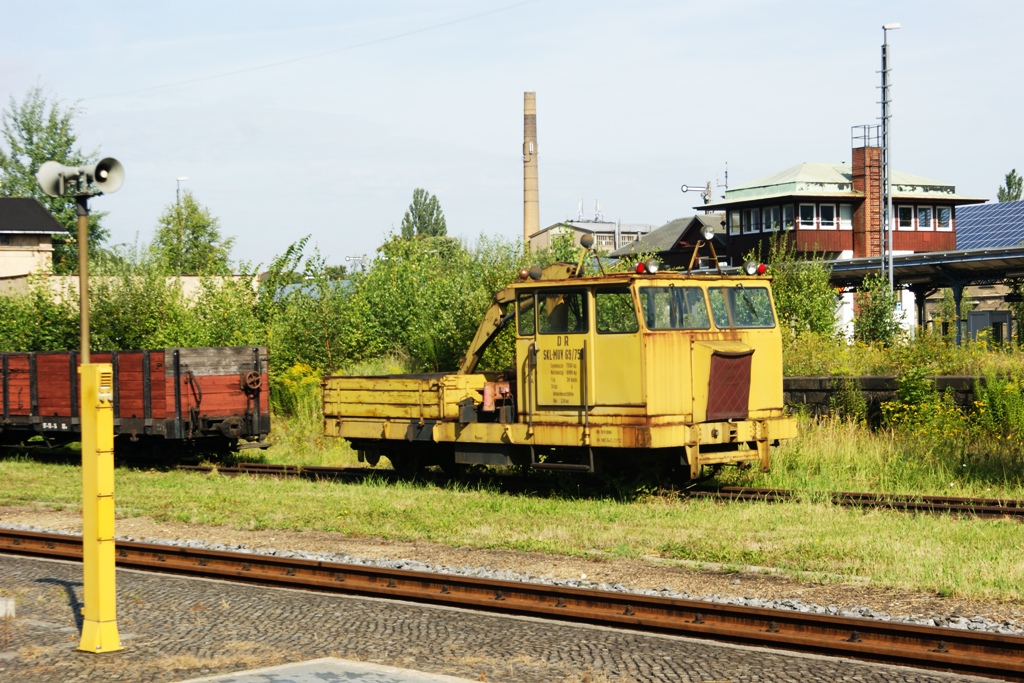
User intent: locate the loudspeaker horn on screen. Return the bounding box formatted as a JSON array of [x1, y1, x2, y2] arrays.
[[36, 161, 71, 198], [90, 157, 124, 195], [36, 157, 124, 197]]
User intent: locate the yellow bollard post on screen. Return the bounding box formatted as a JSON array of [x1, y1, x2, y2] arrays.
[[77, 362, 122, 653]]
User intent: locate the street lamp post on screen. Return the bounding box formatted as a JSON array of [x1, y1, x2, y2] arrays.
[[176, 176, 189, 206], [345, 254, 368, 271], [37, 158, 125, 654], [881, 22, 901, 290]]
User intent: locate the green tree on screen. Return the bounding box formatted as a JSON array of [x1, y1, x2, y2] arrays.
[[854, 273, 902, 346], [0, 277, 78, 351], [323, 264, 348, 280], [400, 188, 447, 239], [151, 190, 234, 275], [934, 287, 974, 339], [0, 86, 108, 273], [89, 258, 195, 350], [998, 169, 1023, 203]]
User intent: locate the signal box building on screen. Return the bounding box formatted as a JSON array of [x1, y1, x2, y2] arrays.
[[698, 131, 985, 266], [690, 130, 987, 337]]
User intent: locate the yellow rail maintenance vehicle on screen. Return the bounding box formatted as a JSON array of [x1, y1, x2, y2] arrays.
[[323, 236, 797, 480]]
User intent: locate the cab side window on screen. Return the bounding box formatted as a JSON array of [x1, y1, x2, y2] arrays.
[[517, 292, 535, 335], [538, 289, 589, 334], [595, 288, 639, 334]]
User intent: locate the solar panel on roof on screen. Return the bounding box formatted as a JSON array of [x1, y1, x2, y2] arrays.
[[956, 200, 1024, 250]]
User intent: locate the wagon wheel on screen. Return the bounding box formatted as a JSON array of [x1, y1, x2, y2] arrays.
[[242, 370, 262, 391], [388, 453, 422, 479]]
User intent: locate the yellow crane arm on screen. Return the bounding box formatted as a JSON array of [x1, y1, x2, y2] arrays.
[[458, 286, 516, 375], [458, 263, 577, 375]]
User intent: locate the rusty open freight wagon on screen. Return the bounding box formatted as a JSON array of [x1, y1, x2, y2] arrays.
[[0, 346, 269, 458]]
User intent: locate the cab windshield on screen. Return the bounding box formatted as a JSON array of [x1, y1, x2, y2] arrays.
[[638, 286, 710, 330], [707, 286, 775, 328]]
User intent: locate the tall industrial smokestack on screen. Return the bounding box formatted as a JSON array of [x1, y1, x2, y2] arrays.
[[523, 92, 539, 248]]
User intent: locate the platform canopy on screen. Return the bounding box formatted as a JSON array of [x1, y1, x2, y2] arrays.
[[827, 246, 1024, 289]]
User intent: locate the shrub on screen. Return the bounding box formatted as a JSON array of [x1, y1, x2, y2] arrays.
[[829, 374, 867, 423], [270, 363, 322, 418], [854, 274, 902, 346], [763, 234, 838, 338]]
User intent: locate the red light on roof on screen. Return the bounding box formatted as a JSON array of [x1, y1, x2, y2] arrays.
[[635, 262, 646, 274]]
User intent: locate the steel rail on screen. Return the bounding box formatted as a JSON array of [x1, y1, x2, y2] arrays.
[[175, 463, 374, 481], [1, 528, 1022, 681], [174, 464, 1024, 520], [687, 486, 1024, 520]]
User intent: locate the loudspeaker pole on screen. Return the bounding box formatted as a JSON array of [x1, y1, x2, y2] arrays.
[[74, 193, 120, 654], [36, 159, 124, 654], [76, 196, 91, 363]]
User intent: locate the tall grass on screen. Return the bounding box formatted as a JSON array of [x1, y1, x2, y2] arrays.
[[260, 355, 416, 467], [784, 329, 1024, 377], [729, 415, 1024, 498]]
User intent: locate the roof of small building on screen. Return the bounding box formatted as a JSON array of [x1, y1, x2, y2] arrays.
[[0, 198, 65, 235], [956, 199, 1024, 250], [699, 162, 985, 210], [610, 214, 724, 257]]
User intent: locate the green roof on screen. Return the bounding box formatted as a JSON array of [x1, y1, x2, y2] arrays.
[[699, 162, 982, 210]]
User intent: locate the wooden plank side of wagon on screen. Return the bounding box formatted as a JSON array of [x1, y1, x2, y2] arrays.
[[34, 352, 73, 417]]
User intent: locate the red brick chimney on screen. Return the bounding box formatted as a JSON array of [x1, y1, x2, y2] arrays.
[[851, 144, 881, 258]]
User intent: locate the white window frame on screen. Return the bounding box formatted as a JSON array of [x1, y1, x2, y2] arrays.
[[728, 211, 741, 235], [819, 204, 837, 230], [936, 206, 953, 232], [763, 206, 780, 232], [782, 205, 795, 231], [839, 204, 853, 230], [798, 204, 816, 230], [897, 205, 914, 231], [743, 208, 760, 235], [917, 206, 933, 232]]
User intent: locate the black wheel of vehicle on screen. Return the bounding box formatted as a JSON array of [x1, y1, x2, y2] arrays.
[[436, 454, 467, 478], [388, 453, 422, 479]]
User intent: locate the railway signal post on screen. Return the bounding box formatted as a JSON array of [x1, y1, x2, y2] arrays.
[[37, 158, 125, 653]]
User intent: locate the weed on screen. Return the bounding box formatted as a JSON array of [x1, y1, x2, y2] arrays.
[[829, 373, 867, 423]]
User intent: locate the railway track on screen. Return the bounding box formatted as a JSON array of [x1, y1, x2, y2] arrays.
[[687, 486, 1024, 520], [1, 527, 1021, 681], [176, 462, 1024, 520], [176, 462, 375, 482]]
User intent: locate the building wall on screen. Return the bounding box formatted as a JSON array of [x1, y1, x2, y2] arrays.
[[0, 235, 54, 278], [0, 274, 257, 301], [529, 222, 650, 254]]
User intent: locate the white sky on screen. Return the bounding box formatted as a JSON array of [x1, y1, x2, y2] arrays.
[[1, 0, 1020, 268]]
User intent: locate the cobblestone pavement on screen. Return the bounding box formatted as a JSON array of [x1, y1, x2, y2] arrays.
[[0, 554, 1002, 683]]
